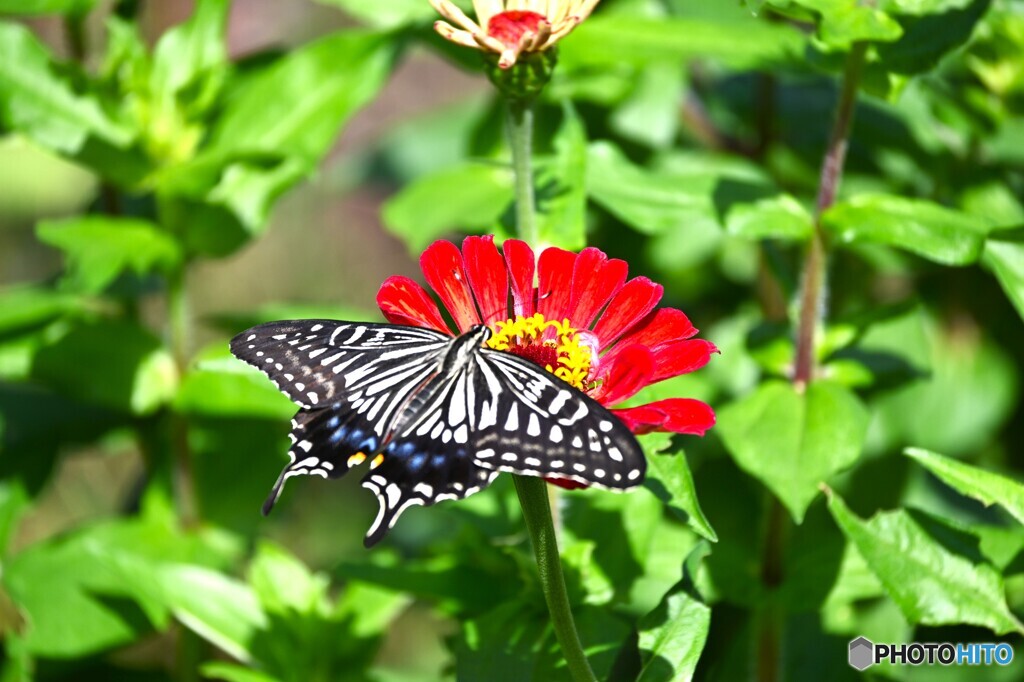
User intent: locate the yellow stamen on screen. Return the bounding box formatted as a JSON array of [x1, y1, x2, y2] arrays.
[[487, 313, 593, 390], [347, 453, 367, 468]]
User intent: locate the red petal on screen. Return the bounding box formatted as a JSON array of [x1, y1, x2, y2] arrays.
[[421, 240, 480, 332], [590, 343, 654, 405], [568, 248, 628, 329], [463, 235, 510, 325], [611, 398, 716, 436], [544, 476, 589, 490], [651, 339, 718, 383], [536, 247, 577, 323], [376, 276, 452, 334], [592, 277, 663, 350], [503, 238, 536, 318], [611, 308, 698, 352]]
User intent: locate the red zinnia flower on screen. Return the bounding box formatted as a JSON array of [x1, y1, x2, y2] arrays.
[[377, 236, 716, 488]]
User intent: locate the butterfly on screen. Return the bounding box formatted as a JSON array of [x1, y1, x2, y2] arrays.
[[230, 320, 645, 546]]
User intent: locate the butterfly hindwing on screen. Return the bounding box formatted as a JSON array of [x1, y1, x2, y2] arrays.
[[231, 320, 451, 512], [470, 348, 646, 488], [260, 406, 383, 514], [360, 351, 497, 546]]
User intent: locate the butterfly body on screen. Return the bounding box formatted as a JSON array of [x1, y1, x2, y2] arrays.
[[230, 320, 645, 546]]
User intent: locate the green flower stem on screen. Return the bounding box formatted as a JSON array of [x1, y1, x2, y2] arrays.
[[514, 476, 597, 682], [793, 42, 867, 388], [507, 99, 539, 247], [761, 40, 868, 682], [168, 265, 199, 527], [505, 93, 594, 682]]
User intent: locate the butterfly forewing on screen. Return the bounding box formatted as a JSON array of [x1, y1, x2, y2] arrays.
[[471, 349, 646, 488]]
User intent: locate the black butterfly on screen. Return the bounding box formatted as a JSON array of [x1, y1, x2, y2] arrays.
[[230, 321, 645, 546]]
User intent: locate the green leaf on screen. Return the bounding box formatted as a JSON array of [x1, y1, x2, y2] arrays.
[[0, 22, 134, 154], [159, 29, 397, 255], [640, 432, 717, 542], [4, 537, 149, 657], [0, 0, 95, 16], [455, 602, 629, 682], [382, 162, 513, 252], [869, 313, 1017, 456], [248, 541, 329, 615], [36, 216, 182, 294], [879, 0, 975, 15], [157, 565, 267, 663], [724, 193, 814, 241], [0, 286, 82, 334], [984, 239, 1024, 323], [905, 448, 1024, 526], [826, 490, 1024, 634], [31, 320, 178, 415], [559, 15, 805, 70], [3, 511, 240, 657], [536, 103, 587, 251], [0, 384, 123, 494], [822, 194, 993, 266], [609, 61, 684, 149], [337, 551, 519, 617], [717, 380, 869, 522], [587, 142, 761, 236], [150, 0, 229, 109], [875, 0, 989, 75], [785, 0, 904, 49], [636, 583, 711, 682], [200, 663, 281, 682], [209, 30, 396, 161], [174, 343, 294, 420], [333, 580, 411, 639]]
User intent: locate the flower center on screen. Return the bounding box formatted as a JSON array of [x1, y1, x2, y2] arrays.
[[487, 10, 547, 49], [487, 313, 593, 390]]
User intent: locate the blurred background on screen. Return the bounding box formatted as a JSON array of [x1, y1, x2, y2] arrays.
[[3, 0, 1024, 680]]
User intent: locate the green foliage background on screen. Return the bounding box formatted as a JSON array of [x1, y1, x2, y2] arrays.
[[1, 0, 1023, 680]]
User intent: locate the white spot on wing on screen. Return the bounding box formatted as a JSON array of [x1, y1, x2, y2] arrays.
[[527, 413, 541, 437], [504, 403, 519, 432]]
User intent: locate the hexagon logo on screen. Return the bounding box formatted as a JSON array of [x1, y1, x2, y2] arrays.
[[849, 636, 874, 671]]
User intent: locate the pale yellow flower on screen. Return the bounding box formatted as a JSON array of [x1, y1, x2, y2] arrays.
[[429, 0, 600, 69]]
